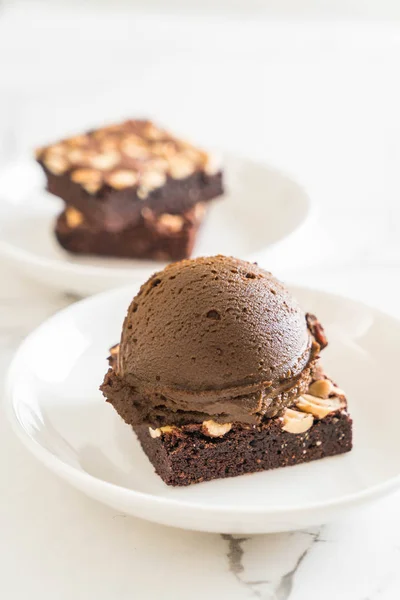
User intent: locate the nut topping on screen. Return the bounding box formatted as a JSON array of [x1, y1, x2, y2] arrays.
[[149, 427, 161, 439], [137, 188, 149, 200], [202, 420, 232, 438], [295, 394, 345, 419], [43, 152, 69, 175], [99, 137, 120, 152], [306, 313, 328, 350], [121, 135, 150, 159], [65, 207, 84, 228], [141, 207, 154, 221], [182, 146, 203, 163], [71, 168, 102, 194], [308, 378, 334, 399], [106, 169, 138, 190], [157, 214, 184, 233], [68, 148, 88, 165], [193, 202, 206, 221], [160, 425, 177, 434], [204, 153, 222, 175], [36, 120, 219, 189], [144, 122, 165, 140], [93, 124, 123, 138], [140, 170, 167, 191], [149, 425, 177, 438], [46, 144, 65, 155], [66, 135, 89, 147], [168, 155, 195, 180], [151, 141, 177, 158], [108, 343, 120, 370], [89, 150, 120, 171], [281, 408, 314, 434], [146, 157, 168, 172], [110, 344, 119, 358]]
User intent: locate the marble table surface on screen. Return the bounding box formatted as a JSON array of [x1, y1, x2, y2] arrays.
[[2, 6, 400, 599]]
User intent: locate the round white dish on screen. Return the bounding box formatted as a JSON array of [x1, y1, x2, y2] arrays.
[[0, 156, 311, 296], [5, 283, 400, 534]]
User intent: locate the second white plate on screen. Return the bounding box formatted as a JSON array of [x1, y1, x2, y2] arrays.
[[0, 155, 311, 296]]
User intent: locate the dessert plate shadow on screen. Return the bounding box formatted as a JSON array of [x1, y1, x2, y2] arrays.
[[0, 155, 312, 296], [6, 284, 400, 534]]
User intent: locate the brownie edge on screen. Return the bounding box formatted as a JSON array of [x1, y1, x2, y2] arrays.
[[55, 203, 206, 261]]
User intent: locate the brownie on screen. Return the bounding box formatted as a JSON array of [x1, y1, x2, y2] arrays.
[[43, 162, 222, 231], [36, 119, 223, 261], [55, 203, 206, 261], [104, 353, 352, 486], [134, 411, 352, 486], [100, 257, 353, 486]]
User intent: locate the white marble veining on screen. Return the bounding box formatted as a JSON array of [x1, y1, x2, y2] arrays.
[[1, 5, 400, 599]]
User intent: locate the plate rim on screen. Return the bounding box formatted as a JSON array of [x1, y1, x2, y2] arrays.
[[5, 282, 400, 519], [0, 152, 313, 281]]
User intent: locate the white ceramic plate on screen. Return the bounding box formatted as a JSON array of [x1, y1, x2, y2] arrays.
[[6, 283, 400, 534], [0, 156, 311, 296]]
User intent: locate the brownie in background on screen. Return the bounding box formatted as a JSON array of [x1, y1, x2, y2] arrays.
[[56, 203, 206, 261], [36, 120, 223, 261]]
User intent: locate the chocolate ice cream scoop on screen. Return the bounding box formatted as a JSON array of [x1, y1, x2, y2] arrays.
[[105, 256, 321, 426], [99, 256, 350, 487]]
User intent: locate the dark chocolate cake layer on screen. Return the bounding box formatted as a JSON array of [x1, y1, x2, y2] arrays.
[[134, 410, 352, 486], [55, 203, 205, 261]]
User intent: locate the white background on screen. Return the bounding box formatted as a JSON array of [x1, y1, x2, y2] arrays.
[[2, 2, 400, 599], [8, 0, 400, 19]]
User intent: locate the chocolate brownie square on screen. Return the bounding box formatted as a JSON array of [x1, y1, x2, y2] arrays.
[[134, 410, 352, 486], [36, 120, 223, 261]]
